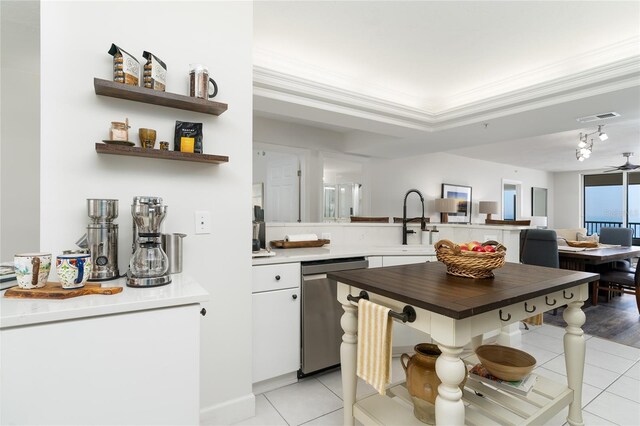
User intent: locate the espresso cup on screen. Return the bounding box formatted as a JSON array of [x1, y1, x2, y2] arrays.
[[14, 253, 52, 289], [139, 128, 157, 149], [56, 254, 92, 289]]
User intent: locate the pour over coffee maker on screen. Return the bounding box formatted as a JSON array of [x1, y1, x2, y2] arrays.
[[126, 196, 171, 287]]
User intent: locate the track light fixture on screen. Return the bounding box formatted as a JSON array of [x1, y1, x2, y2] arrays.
[[576, 125, 607, 161]]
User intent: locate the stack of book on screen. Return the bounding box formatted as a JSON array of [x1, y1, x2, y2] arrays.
[[468, 363, 537, 396], [0, 264, 17, 290]]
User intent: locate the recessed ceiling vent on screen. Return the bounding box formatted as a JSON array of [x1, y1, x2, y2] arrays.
[[576, 112, 621, 123]]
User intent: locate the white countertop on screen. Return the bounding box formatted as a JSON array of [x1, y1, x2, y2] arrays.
[[0, 274, 209, 329], [252, 244, 436, 265]]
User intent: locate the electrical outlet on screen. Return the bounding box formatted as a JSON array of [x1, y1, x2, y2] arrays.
[[195, 211, 211, 234], [321, 232, 331, 240]]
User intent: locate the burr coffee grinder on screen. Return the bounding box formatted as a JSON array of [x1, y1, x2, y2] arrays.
[[126, 196, 172, 287], [79, 199, 120, 281]]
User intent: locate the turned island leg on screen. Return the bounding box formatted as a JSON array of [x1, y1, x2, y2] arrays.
[[564, 300, 586, 426], [341, 302, 358, 426], [435, 343, 466, 425]]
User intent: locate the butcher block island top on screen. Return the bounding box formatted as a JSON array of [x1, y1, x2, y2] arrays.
[[328, 261, 598, 320]]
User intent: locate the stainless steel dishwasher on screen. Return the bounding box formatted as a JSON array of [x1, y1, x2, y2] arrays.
[[299, 257, 368, 377]]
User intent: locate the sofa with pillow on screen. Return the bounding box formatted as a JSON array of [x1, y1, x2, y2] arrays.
[[554, 228, 589, 244]]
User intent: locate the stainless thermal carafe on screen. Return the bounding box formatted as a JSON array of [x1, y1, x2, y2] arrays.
[[161, 233, 186, 274]]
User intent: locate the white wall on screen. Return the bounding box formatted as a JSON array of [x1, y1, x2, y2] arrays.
[[0, 1, 40, 260], [367, 152, 555, 227], [553, 171, 583, 228], [40, 2, 253, 423]]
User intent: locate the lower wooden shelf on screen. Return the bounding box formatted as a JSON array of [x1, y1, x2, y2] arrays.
[[95, 143, 229, 164], [354, 375, 572, 426]]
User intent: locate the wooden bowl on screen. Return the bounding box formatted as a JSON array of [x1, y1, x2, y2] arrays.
[[475, 345, 536, 381]]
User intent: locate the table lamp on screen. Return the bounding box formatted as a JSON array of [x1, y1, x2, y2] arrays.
[[479, 201, 498, 223], [435, 198, 458, 223]]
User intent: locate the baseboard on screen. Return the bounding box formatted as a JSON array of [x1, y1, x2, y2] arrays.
[[252, 372, 298, 395], [200, 393, 255, 425]]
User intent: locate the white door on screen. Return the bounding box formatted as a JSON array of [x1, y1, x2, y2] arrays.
[[252, 288, 300, 383], [266, 152, 299, 222]]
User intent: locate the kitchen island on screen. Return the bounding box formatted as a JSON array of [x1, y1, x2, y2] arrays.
[[330, 262, 597, 426], [0, 274, 209, 425]]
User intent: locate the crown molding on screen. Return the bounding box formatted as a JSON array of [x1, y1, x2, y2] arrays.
[[254, 37, 640, 131], [254, 54, 640, 131]]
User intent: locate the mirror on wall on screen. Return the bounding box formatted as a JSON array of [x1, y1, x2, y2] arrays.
[[253, 149, 301, 222], [531, 187, 548, 217], [502, 179, 522, 220], [322, 156, 363, 222]]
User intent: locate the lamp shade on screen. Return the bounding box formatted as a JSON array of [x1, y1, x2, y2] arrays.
[[434, 198, 457, 213], [479, 201, 498, 215]]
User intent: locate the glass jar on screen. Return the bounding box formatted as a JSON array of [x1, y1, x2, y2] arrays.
[[110, 121, 129, 141]]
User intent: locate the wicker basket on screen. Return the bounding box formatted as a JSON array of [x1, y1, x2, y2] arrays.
[[565, 240, 598, 248], [434, 239, 506, 279]]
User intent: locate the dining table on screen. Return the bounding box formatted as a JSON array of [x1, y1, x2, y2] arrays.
[[557, 245, 640, 271], [330, 261, 598, 426]]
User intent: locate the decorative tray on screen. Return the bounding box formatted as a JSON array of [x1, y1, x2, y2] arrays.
[[270, 239, 330, 249]]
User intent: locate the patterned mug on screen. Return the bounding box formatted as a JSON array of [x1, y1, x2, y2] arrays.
[[56, 254, 92, 289], [14, 253, 52, 289]]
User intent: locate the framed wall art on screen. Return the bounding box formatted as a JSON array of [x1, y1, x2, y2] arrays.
[[441, 183, 472, 223]]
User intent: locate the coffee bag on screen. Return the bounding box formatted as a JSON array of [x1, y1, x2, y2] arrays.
[[108, 44, 140, 86], [142, 51, 167, 91], [174, 121, 203, 154]]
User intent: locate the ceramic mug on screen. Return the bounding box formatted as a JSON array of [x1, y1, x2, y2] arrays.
[[14, 253, 52, 289], [56, 254, 92, 289], [139, 128, 157, 149]]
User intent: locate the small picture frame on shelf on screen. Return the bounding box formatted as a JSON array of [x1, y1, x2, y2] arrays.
[[441, 183, 472, 223]]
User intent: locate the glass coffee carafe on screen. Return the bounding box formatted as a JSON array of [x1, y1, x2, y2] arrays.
[[127, 196, 172, 287]]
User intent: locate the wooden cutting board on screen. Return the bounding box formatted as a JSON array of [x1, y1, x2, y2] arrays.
[[4, 282, 123, 299], [270, 239, 330, 248]]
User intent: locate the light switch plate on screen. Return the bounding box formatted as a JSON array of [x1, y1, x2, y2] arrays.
[[195, 211, 211, 234]]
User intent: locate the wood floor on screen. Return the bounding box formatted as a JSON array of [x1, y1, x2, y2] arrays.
[[544, 293, 640, 348]]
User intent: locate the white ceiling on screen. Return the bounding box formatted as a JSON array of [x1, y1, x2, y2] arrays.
[[253, 1, 640, 172]]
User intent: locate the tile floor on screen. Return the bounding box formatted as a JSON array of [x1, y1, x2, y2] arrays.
[[234, 323, 640, 426]]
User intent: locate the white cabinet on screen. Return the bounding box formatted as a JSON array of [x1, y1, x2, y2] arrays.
[[367, 256, 383, 268], [1, 304, 201, 425], [252, 263, 300, 388], [252, 287, 300, 383]]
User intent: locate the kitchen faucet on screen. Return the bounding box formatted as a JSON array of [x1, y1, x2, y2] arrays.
[[402, 189, 425, 245]]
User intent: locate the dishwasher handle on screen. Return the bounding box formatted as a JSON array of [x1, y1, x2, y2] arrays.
[[302, 273, 328, 281]]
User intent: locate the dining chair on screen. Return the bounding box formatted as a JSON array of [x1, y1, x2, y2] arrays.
[[592, 264, 640, 314], [520, 229, 560, 268], [520, 229, 560, 325], [599, 227, 634, 272]]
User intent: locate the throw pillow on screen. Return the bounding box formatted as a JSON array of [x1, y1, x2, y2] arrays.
[[577, 233, 599, 243]]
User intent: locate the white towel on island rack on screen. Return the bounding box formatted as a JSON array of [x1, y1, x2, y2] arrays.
[[356, 298, 393, 395], [284, 234, 318, 242]]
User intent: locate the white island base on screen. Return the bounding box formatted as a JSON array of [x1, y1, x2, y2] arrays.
[[337, 282, 588, 426]]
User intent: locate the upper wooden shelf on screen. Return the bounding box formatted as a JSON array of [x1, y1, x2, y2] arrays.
[[95, 143, 229, 164], [93, 78, 228, 116]]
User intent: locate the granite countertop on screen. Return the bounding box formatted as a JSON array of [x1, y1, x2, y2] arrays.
[[252, 244, 437, 265], [0, 273, 209, 329]]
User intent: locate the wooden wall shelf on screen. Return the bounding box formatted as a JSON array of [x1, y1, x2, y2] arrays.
[[93, 78, 228, 116], [95, 143, 229, 164]]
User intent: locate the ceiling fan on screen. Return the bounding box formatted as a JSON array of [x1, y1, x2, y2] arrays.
[[604, 152, 640, 173]]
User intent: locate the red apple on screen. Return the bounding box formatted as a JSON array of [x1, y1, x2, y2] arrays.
[[472, 245, 485, 252], [459, 245, 469, 251], [483, 245, 496, 253], [467, 241, 481, 251]]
